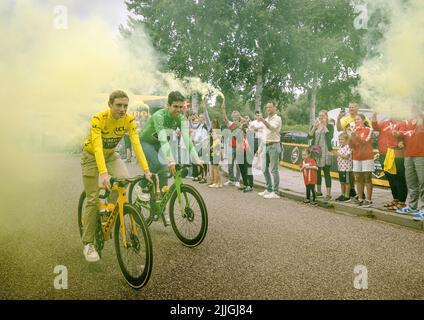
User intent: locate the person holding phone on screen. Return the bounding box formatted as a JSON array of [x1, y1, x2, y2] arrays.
[[308, 110, 334, 201]]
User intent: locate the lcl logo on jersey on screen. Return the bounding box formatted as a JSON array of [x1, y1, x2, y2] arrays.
[[114, 126, 125, 134]]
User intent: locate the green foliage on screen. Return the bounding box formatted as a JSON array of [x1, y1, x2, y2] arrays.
[[124, 0, 367, 125], [280, 93, 310, 126], [283, 124, 310, 134]]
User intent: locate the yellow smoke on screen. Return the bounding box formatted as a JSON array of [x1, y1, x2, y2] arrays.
[[0, 1, 222, 201], [0, 1, 166, 155], [358, 0, 424, 118], [184, 77, 224, 100]]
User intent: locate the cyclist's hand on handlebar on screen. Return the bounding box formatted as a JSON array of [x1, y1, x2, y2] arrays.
[[101, 172, 112, 190], [144, 169, 153, 183]]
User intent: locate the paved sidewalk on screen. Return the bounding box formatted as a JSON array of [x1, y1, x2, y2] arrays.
[[250, 165, 392, 209], [221, 163, 423, 231]]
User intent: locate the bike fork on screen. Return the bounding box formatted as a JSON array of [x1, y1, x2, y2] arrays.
[[175, 172, 191, 217]]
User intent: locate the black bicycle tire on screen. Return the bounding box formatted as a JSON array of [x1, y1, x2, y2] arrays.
[[169, 184, 208, 247], [114, 204, 153, 289], [77, 191, 86, 237], [77, 191, 104, 255]]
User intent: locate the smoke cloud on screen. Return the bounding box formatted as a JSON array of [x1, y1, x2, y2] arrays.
[[0, 0, 220, 224], [357, 0, 424, 118]]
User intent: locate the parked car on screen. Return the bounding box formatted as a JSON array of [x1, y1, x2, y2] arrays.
[[280, 131, 309, 145]]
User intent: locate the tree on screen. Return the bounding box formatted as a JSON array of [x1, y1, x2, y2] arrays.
[[124, 0, 294, 110], [123, 0, 365, 123], [282, 0, 364, 124]]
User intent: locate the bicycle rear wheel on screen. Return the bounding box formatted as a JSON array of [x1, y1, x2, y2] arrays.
[[77, 191, 104, 255], [114, 204, 153, 289], [169, 184, 208, 247], [128, 179, 153, 226], [77, 191, 85, 237]]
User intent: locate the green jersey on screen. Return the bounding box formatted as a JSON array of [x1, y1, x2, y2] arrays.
[[140, 108, 198, 163]]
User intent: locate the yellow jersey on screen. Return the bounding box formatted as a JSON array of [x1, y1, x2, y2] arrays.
[[83, 109, 149, 175]]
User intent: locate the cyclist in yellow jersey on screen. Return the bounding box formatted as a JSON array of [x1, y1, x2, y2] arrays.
[[81, 90, 152, 262]]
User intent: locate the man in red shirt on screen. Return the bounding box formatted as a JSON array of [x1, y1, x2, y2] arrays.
[[393, 104, 424, 219], [372, 113, 407, 210]]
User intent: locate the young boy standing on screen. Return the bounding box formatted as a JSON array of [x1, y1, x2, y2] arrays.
[[333, 132, 353, 202], [300, 148, 318, 205]]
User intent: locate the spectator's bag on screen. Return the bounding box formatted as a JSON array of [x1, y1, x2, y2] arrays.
[[252, 150, 262, 169], [383, 148, 397, 174]]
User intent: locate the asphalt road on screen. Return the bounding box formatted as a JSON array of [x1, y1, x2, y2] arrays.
[[1, 153, 424, 299]]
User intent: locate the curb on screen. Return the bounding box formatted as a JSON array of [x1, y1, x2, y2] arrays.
[[221, 171, 424, 232]]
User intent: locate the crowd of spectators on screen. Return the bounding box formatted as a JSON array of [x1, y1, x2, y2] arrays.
[[125, 98, 424, 221]]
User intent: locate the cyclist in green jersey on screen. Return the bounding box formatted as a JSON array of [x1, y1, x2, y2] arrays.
[[140, 91, 202, 189]]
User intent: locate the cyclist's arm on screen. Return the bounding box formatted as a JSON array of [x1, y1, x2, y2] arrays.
[[153, 113, 177, 163], [128, 118, 149, 172], [90, 115, 108, 175]]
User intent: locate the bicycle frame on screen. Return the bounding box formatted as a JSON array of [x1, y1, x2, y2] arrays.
[[100, 184, 138, 248], [140, 168, 192, 222]]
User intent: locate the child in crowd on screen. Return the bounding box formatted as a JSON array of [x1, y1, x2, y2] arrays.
[[332, 132, 353, 202], [300, 148, 318, 205], [208, 120, 223, 188], [237, 124, 254, 192]]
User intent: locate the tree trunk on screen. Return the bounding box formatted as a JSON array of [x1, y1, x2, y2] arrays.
[[255, 52, 264, 113], [309, 80, 318, 126]]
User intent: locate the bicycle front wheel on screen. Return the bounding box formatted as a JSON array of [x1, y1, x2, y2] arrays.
[[169, 184, 208, 247], [114, 204, 153, 289], [128, 179, 153, 226]]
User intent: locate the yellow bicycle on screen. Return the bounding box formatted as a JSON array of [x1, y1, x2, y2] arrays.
[[78, 176, 153, 289]]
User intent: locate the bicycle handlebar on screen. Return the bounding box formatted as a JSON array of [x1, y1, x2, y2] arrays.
[[167, 164, 192, 179], [99, 175, 145, 199], [99, 165, 193, 199]]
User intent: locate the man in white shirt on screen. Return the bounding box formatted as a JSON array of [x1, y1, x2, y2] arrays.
[[249, 111, 265, 154], [257, 101, 282, 199]]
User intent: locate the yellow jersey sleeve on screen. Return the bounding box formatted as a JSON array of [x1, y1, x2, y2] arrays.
[[90, 114, 108, 175]]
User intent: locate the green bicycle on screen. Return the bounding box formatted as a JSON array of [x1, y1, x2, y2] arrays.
[[128, 165, 208, 247]]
